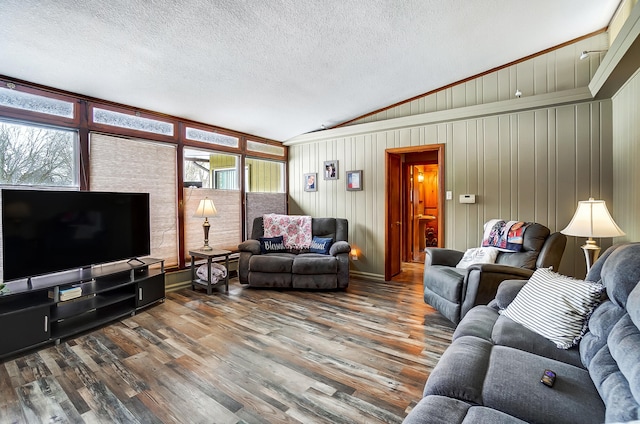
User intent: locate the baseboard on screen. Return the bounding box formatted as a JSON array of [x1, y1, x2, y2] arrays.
[[350, 270, 386, 282]]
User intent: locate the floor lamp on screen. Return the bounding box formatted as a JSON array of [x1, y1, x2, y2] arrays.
[[194, 197, 217, 251], [561, 198, 625, 273]]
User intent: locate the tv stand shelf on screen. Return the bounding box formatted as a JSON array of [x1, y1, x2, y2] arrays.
[[0, 258, 165, 359]]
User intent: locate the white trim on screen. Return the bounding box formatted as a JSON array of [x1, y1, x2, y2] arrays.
[[284, 87, 593, 146]]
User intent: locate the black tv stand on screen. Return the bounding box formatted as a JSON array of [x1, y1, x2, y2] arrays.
[[0, 258, 165, 359]]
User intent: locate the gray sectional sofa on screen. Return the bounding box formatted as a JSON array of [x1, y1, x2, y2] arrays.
[[238, 216, 351, 289], [404, 242, 640, 424]]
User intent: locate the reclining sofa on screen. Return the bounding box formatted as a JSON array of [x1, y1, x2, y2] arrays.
[[238, 216, 351, 289], [405, 242, 640, 424]]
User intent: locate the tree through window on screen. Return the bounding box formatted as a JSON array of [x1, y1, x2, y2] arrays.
[[0, 121, 77, 187]]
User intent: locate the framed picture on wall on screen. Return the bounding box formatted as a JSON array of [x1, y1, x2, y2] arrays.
[[346, 170, 362, 191], [304, 172, 317, 192], [323, 160, 338, 180]]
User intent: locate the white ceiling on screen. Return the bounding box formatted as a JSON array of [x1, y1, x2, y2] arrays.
[[0, 0, 620, 142]]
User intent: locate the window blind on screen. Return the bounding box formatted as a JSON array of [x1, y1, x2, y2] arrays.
[[89, 133, 178, 267]]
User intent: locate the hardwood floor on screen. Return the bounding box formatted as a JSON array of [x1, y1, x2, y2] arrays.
[[0, 272, 453, 424]]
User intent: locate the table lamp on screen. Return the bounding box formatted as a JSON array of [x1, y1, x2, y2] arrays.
[[194, 197, 217, 250], [561, 198, 625, 272]]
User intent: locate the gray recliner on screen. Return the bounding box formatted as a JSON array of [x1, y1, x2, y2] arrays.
[[423, 222, 566, 325], [238, 217, 351, 289]]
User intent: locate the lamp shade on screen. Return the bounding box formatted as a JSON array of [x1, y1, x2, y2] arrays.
[[561, 198, 625, 238], [194, 197, 217, 218]]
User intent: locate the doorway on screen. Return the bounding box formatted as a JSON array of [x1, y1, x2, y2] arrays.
[[385, 144, 444, 281]]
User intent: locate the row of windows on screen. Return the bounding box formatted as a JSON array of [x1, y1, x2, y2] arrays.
[[0, 81, 287, 280]]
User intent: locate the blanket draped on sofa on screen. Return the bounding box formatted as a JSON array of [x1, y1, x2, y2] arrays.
[[263, 213, 312, 249]]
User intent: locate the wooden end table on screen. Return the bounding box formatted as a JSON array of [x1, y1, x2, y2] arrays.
[[189, 248, 231, 294]]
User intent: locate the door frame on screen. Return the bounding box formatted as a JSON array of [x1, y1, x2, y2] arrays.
[[385, 144, 445, 280]]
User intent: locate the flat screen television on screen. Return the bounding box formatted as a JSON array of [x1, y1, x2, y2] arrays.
[[2, 189, 151, 281]]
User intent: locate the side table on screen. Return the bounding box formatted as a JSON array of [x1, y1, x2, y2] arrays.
[[189, 248, 231, 294]]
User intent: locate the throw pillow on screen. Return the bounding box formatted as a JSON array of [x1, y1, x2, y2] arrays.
[[258, 236, 287, 254], [500, 267, 605, 349], [309, 236, 333, 255], [456, 247, 499, 269]]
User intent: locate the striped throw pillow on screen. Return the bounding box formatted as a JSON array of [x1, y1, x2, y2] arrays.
[[500, 267, 605, 349]]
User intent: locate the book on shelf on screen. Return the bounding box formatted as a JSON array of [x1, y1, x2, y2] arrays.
[[49, 286, 82, 301]]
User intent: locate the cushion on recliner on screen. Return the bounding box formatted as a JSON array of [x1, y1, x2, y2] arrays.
[[579, 243, 640, 423], [481, 346, 604, 423], [292, 254, 338, 274], [249, 254, 294, 273], [403, 395, 527, 424], [453, 306, 583, 367], [425, 336, 605, 424]]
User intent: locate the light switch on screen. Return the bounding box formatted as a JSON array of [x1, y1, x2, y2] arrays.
[[446, 191, 453, 200]]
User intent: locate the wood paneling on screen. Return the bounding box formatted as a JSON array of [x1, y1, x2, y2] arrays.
[[287, 33, 617, 279], [612, 68, 640, 244], [289, 100, 613, 279], [348, 33, 609, 125]]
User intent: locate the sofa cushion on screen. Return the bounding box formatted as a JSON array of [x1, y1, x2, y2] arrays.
[[500, 268, 604, 349], [292, 254, 338, 274], [249, 253, 294, 273], [481, 346, 604, 423], [248, 272, 292, 288], [600, 243, 640, 308], [454, 306, 584, 368], [309, 236, 333, 254], [292, 274, 337, 289], [258, 236, 287, 254], [425, 336, 605, 424], [404, 395, 527, 424], [579, 244, 640, 423]]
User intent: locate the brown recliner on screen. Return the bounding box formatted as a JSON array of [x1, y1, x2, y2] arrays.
[[423, 222, 566, 325]]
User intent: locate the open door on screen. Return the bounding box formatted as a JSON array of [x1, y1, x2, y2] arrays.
[[385, 153, 402, 280], [386, 144, 445, 281]]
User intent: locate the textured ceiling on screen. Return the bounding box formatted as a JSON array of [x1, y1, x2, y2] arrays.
[[0, 0, 620, 141]]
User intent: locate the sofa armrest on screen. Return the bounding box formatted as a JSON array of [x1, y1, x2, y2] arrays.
[[466, 263, 534, 278], [238, 239, 261, 255], [424, 248, 464, 267], [460, 265, 534, 319], [330, 240, 351, 256], [494, 279, 528, 310]]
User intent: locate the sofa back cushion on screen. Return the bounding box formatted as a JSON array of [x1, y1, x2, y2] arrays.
[[493, 223, 550, 270], [580, 243, 640, 422]]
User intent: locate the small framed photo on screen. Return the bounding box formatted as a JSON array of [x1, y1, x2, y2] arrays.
[[323, 160, 339, 180], [346, 170, 363, 191], [304, 172, 317, 192]]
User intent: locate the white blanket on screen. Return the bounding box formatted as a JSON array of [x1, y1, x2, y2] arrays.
[[196, 262, 227, 283]]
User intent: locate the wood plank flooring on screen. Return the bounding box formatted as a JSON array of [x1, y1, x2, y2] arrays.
[[0, 269, 453, 423]]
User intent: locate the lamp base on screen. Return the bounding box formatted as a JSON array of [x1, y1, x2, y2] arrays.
[[201, 218, 212, 251], [581, 238, 601, 274]]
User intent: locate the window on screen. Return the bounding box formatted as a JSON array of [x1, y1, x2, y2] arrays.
[[245, 158, 285, 193], [183, 148, 242, 252], [92, 107, 174, 136], [0, 120, 78, 187], [89, 133, 178, 267], [0, 86, 74, 118], [244, 158, 286, 238], [185, 126, 239, 148]]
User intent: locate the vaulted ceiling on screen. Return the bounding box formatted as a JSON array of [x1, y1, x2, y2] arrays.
[[0, 0, 621, 141]]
